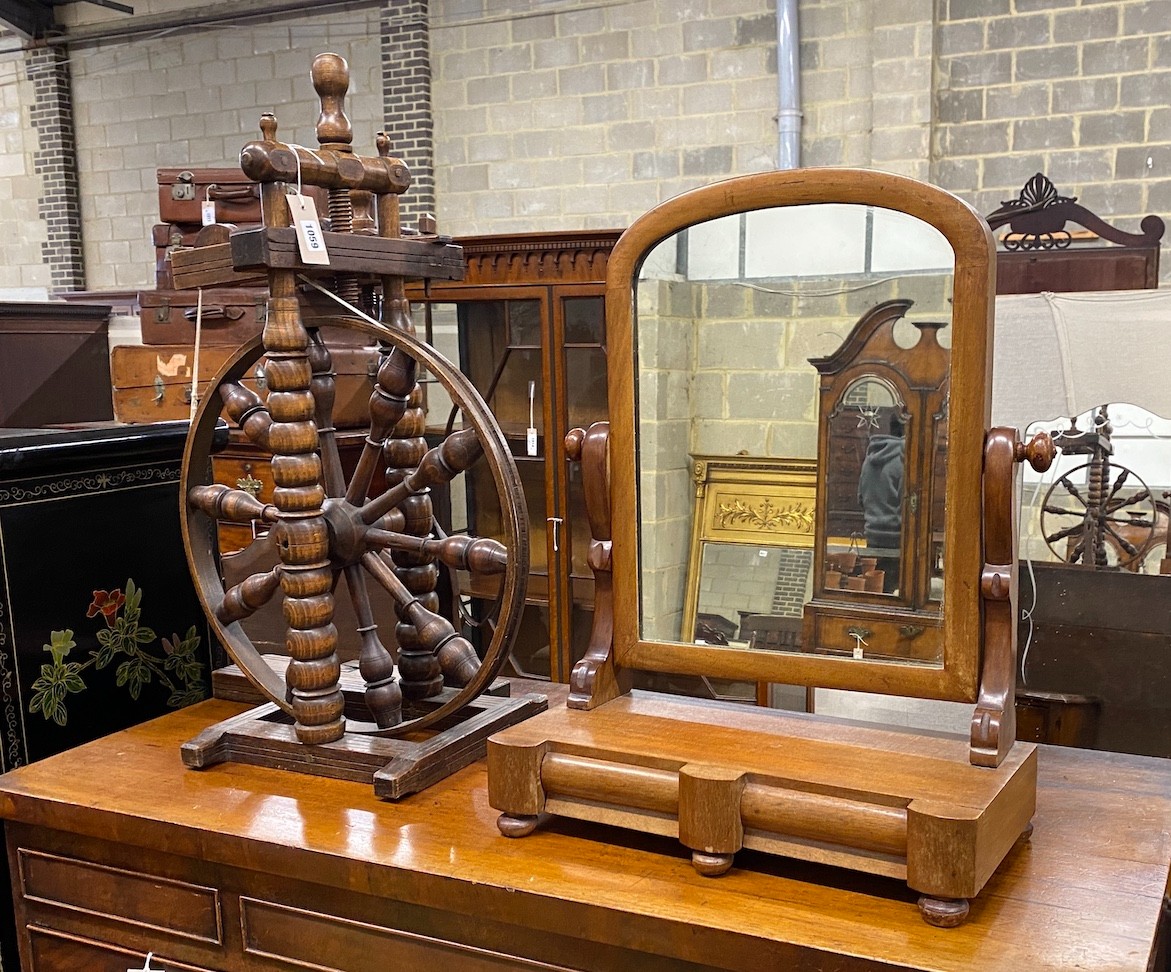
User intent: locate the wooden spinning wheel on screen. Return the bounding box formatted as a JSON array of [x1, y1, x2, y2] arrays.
[[178, 53, 543, 794], [1041, 461, 1160, 568], [1039, 408, 1160, 570]]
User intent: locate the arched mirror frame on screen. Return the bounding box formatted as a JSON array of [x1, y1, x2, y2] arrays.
[[606, 169, 995, 703]]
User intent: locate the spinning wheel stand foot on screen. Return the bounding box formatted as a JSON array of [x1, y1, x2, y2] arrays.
[[182, 678, 547, 800]]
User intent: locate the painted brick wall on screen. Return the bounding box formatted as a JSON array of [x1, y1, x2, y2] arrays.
[[66, 4, 383, 289], [430, 0, 781, 235], [0, 52, 51, 295], [932, 0, 1171, 272]]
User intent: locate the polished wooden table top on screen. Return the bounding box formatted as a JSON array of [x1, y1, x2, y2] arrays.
[[1, 697, 1169, 971]]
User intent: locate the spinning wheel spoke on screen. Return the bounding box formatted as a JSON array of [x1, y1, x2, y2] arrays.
[[1104, 467, 1130, 504], [188, 484, 278, 525], [1102, 513, 1154, 528], [359, 551, 480, 686], [220, 381, 273, 450], [364, 528, 508, 575], [342, 344, 415, 506], [218, 565, 282, 624], [1043, 519, 1091, 545], [360, 428, 483, 526], [1105, 489, 1151, 513], [308, 331, 347, 499], [1102, 522, 1141, 557], [342, 562, 401, 728], [1057, 475, 1087, 507]]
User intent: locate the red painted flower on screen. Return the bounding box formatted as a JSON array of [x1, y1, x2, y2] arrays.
[[86, 589, 125, 625]]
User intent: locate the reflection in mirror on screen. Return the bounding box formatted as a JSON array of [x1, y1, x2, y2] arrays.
[[636, 203, 953, 666], [826, 376, 907, 597]]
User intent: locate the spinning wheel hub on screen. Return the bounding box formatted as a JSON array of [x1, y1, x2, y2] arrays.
[[320, 496, 399, 569]]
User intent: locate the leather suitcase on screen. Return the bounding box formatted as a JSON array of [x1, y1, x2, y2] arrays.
[[139, 287, 269, 346], [157, 167, 261, 225], [111, 342, 380, 427], [153, 223, 199, 289], [110, 344, 236, 423], [138, 288, 378, 353]]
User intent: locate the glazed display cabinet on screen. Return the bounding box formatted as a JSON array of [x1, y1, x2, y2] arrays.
[[410, 231, 620, 682]]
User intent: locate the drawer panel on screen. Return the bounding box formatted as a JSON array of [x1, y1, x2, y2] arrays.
[[28, 927, 218, 972], [19, 848, 222, 945], [240, 896, 577, 972], [809, 613, 941, 663]]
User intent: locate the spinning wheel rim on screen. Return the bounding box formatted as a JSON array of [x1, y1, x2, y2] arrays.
[[1039, 460, 1158, 568], [181, 313, 529, 737]]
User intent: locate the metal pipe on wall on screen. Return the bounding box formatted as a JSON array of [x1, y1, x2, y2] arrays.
[[776, 0, 802, 170]]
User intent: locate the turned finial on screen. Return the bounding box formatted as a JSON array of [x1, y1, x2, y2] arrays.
[[565, 427, 585, 461], [259, 112, 278, 142], [1014, 431, 1056, 472], [312, 52, 352, 149], [376, 131, 391, 157]]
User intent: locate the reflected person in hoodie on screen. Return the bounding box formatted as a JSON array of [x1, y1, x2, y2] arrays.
[[857, 412, 905, 593]]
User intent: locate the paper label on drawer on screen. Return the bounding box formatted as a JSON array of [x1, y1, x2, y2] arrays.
[[853, 644, 864, 660], [201, 199, 216, 226], [129, 952, 163, 972]]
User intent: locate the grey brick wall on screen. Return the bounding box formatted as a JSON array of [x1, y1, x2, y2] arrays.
[[3, 0, 1169, 291], [430, 0, 781, 234], [934, 0, 1171, 258]]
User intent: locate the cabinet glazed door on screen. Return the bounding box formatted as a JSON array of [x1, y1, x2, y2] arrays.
[[452, 296, 558, 678], [551, 290, 607, 680]]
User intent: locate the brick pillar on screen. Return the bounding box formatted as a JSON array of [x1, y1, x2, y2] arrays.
[[381, 0, 434, 226], [26, 45, 84, 293]]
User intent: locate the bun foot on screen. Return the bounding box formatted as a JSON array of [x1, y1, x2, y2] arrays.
[[691, 851, 734, 876], [1020, 820, 1034, 841], [918, 895, 969, 928], [497, 813, 538, 838]]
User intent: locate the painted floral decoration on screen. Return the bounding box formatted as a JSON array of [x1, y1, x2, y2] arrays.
[[30, 578, 207, 726]]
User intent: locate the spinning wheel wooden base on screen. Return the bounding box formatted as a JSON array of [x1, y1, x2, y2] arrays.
[[184, 674, 545, 798]]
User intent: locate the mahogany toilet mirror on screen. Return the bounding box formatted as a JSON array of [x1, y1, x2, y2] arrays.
[[487, 168, 1055, 927]]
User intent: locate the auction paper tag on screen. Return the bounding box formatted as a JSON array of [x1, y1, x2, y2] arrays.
[[526, 380, 538, 456], [201, 199, 216, 226], [286, 192, 330, 265]]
